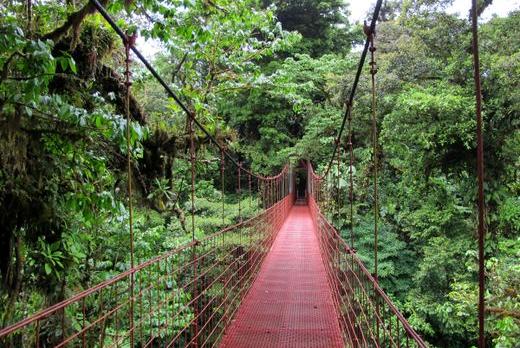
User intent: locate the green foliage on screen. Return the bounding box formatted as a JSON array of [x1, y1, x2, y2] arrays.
[[0, 1, 518, 347], [301, 5, 520, 347], [351, 217, 414, 294], [497, 197, 520, 234], [221, 53, 352, 172], [382, 83, 475, 175], [263, 0, 353, 56]]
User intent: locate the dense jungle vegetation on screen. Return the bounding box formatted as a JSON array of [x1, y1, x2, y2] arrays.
[[0, 0, 519, 346]]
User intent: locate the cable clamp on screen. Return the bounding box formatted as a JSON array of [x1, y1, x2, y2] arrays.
[[125, 32, 137, 48]]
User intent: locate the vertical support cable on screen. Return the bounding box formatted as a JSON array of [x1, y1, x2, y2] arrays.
[[275, 176, 277, 204], [273, 177, 276, 205], [337, 139, 342, 216], [249, 173, 252, 208], [274, 177, 277, 205], [317, 176, 319, 206], [315, 176, 318, 205], [268, 177, 274, 208], [123, 33, 136, 348], [369, 29, 379, 282], [471, 1, 486, 346], [221, 148, 225, 225], [276, 176, 279, 202], [369, 24, 380, 346], [287, 170, 289, 197], [189, 113, 196, 239], [280, 174, 283, 200], [265, 178, 268, 209], [285, 170, 287, 197], [188, 111, 199, 347], [326, 171, 330, 217], [262, 178, 266, 209], [274, 176, 277, 204], [258, 177, 263, 209], [220, 149, 228, 327], [282, 172, 285, 199], [315, 174, 319, 206], [328, 170, 333, 219], [272, 178, 275, 205], [267, 177, 269, 207], [270, 178, 273, 207], [275, 177, 277, 204], [266, 178, 269, 208], [276, 176, 280, 202], [238, 163, 242, 222], [346, 104, 355, 249]]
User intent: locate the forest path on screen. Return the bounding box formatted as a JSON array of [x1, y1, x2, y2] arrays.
[[220, 205, 343, 348]]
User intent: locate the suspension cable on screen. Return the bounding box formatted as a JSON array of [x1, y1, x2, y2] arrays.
[[346, 104, 355, 249], [368, 26, 381, 345], [189, 113, 196, 240], [471, 1, 486, 346], [336, 139, 341, 217], [238, 163, 242, 222], [368, 28, 379, 282], [188, 111, 200, 346], [123, 31, 136, 348], [321, 0, 384, 177], [249, 173, 252, 208], [221, 148, 225, 225], [89, 0, 272, 181]]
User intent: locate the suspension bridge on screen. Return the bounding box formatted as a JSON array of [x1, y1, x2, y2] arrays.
[[0, 0, 488, 347]]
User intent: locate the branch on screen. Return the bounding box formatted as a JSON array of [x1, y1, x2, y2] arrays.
[[205, 0, 226, 13], [137, 5, 157, 24], [477, 0, 493, 17], [19, 126, 85, 137], [172, 52, 189, 83], [1, 52, 26, 83], [469, 0, 494, 19], [4, 101, 106, 132], [211, 46, 272, 77], [42, 0, 109, 43], [486, 307, 520, 320], [213, 83, 255, 94], [5, 73, 81, 81]]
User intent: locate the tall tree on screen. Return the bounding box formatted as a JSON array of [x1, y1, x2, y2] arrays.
[[263, 0, 352, 56]]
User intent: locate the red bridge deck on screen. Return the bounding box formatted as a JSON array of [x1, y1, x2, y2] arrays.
[[220, 205, 343, 347]]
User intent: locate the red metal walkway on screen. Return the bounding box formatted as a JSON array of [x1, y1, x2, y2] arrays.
[[220, 205, 343, 347]]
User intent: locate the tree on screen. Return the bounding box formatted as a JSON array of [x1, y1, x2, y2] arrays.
[[263, 0, 353, 56]]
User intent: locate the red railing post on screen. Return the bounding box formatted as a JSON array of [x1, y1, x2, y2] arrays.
[[238, 163, 242, 222]]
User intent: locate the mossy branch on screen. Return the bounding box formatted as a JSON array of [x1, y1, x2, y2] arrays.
[[42, 0, 109, 44]]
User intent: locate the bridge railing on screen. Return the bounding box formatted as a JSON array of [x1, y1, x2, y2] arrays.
[[309, 196, 426, 347], [308, 164, 426, 348], [0, 191, 294, 348]]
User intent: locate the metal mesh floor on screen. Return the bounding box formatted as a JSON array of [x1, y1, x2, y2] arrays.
[[220, 205, 343, 348]]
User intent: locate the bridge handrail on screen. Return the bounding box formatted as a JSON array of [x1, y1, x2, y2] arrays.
[[312, 201, 427, 346], [0, 181, 291, 342], [308, 162, 426, 347]]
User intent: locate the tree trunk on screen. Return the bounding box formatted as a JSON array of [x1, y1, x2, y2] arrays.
[[2, 236, 24, 327]]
